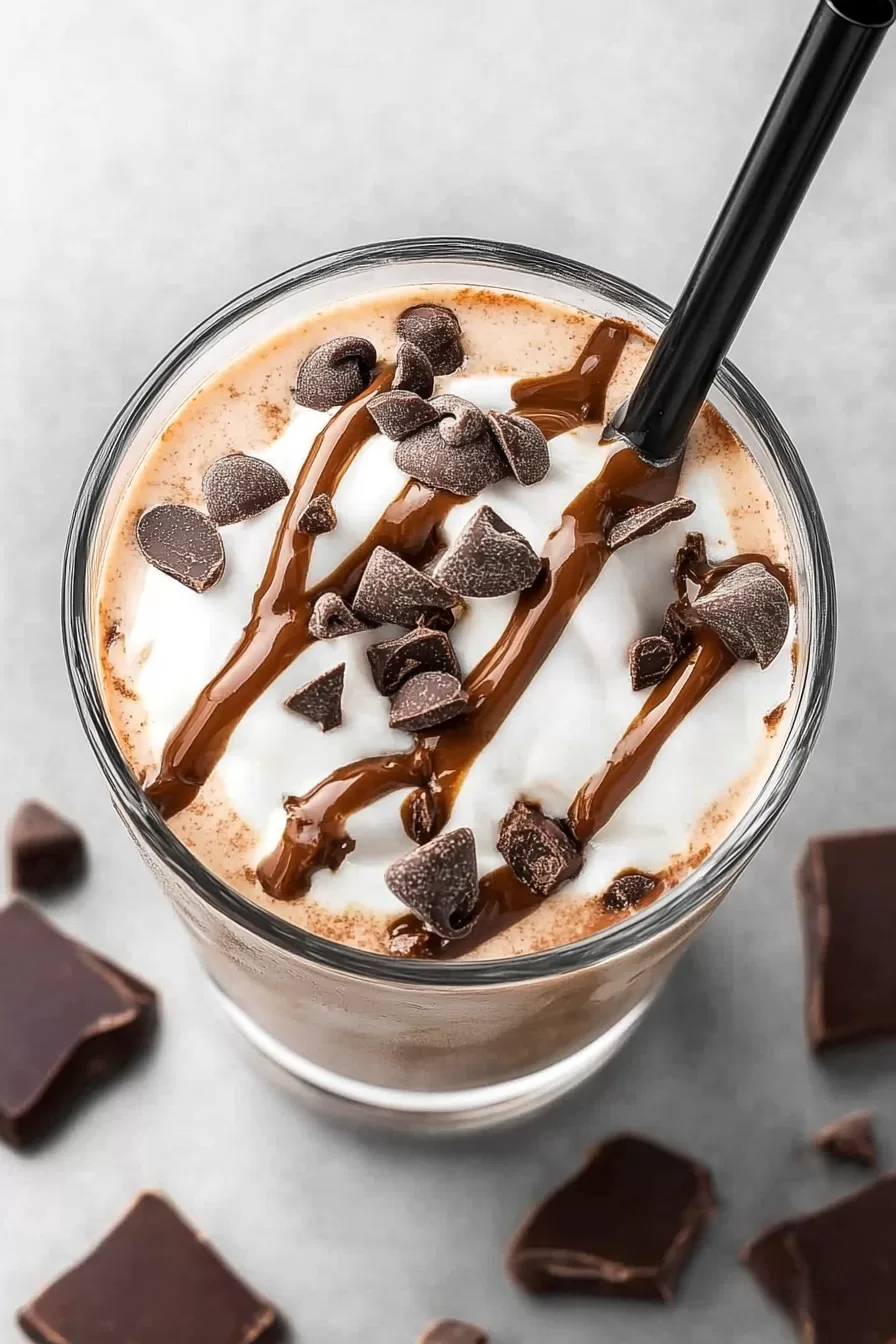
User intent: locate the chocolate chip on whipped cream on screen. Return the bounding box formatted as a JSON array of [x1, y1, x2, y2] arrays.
[[368, 389, 440, 440], [202, 453, 289, 527], [353, 546, 455, 628], [629, 633, 678, 692], [385, 828, 478, 940], [487, 411, 550, 486], [389, 671, 469, 733], [307, 592, 369, 640], [366, 626, 460, 697], [602, 872, 657, 912], [396, 304, 463, 375], [607, 497, 696, 552], [690, 562, 789, 668], [434, 506, 542, 598], [136, 505, 225, 593], [392, 340, 435, 397], [296, 492, 337, 535], [497, 800, 582, 898], [293, 335, 377, 411], [284, 664, 345, 732]]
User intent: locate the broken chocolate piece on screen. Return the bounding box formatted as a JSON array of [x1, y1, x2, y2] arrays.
[[629, 634, 678, 691], [417, 1322, 489, 1344], [487, 411, 550, 485], [136, 504, 224, 593], [743, 1176, 896, 1343], [607, 497, 696, 551], [353, 546, 454, 628], [389, 672, 469, 732], [602, 872, 657, 913], [9, 801, 85, 892], [293, 334, 377, 411], [798, 830, 896, 1048], [284, 664, 345, 732], [674, 531, 709, 593], [396, 304, 463, 375], [0, 901, 157, 1148], [201, 453, 289, 527], [813, 1112, 877, 1168], [368, 389, 440, 440], [690, 561, 789, 668], [405, 787, 440, 845], [434, 506, 542, 598], [17, 1191, 279, 1344], [296, 492, 337, 534], [366, 626, 460, 697], [392, 340, 435, 397], [496, 800, 582, 898], [385, 828, 478, 940], [308, 592, 369, 640], [509, 1134, 715, 1302], [662, 600, 695, 658]]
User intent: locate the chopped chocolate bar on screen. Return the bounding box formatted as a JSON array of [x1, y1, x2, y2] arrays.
[[629, 634, 678, 691], [813, 1112, 877, 1168], [368, 389, 440, 440], [366, 627, 460, 697], [307, 592, 369, 640], [392, 340, 434, 397], [487, 411, 550, 485], [17, 1191, 280, 1344], [602, 872, 657, 913], [296, 492, 337, 534], [743, 1176, 896, 1342], [9, 801, 85, 892], [434, 506, 542, 598], [496, 800, 582, 898], [284, 664, 345, 732], [690, 561, 789, 668], [396, 304, 463, 374], [136, 504, 224, 593], [607, 497, 696, 551], [385, 829, 478, 940], [293, 334, 377, 410], [201, 453, 289, 527], [417, 1322, 489, 1344], [0, 901, 157, 1148], [353, 546, 454, 628], [509, 1134, 715, 1302], [389, 672, 469, 733], [798, 830, 896, 1048]]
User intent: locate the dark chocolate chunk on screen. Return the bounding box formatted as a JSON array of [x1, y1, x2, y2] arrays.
[[9, 801, 86, 892], [392, 340, 434, 397], [353, 546, 454, 628], [395, 417, 508, 496], [296, 492, 337, 534], [0, 901, 157, 1148], [743, 1176, 896, 1343], [366, 627, 460, 697], [417, 1322, 489, 1344], [496, 800, 582, 898], [690, 561, 789, 667], [487, 411, 550, 485], [405, 787, 440, 845], [368, 389, 440, 440], [201, 454, 289, 527], [602, 872, 657, 913], [136, 504, 224, 593], [662, 601, 695, 658], [293, 335, 377, 411], [385, 828, 478, 940], [430, 393, 487, 447], [389, 672, 469, 733], [629, 634, 678, 691], [396, 304, 463, 375], [284, 664, 345, 732], [434, 506, 542, 598], [798, 830, 896, 1048], [674, 531, 709, 593], [17, 1191, 280, 1344], [308, 592, 369, 640], [509, 1134, 715, 1302], [607, 497, 697, 551], [813, 1112, 877, 1168]]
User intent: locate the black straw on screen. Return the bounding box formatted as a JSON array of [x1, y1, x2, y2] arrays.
[[613, 0, 894, 465]]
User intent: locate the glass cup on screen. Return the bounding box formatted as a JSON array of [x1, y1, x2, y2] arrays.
[[62, 239, 836, 1132]]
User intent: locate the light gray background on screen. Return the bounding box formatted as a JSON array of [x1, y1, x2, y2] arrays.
[[2, 1, 895, 1340]]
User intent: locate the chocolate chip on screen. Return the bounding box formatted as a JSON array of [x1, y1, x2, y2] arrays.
[[418, 1322, 489, 1344], [366, 627, 460, 696], [296, 492, 337, 534], [353, 546, 454, 627], [431, 393, 487, 446], [385, 828, 478, 939], [814, 1112, 877, 1168], [201, 453, 289, 527], [607, 497, 696, 551], [496, 800, 582, 898], [602, 872, 657, 912], [395, 419, 508, 497], [690, 562, 789, 667], [136, 504, 225, 593], [389, 671, 469, 733], [629, 634, 678, 691], [434, 506, 542, 598], [405, 787, 440, 845], [8, 801, 85, 892], [368, 390, 440, 440], [487, 411, 550, 485], [284, 664, 344, 732], [293, 335, 377, 411], [662, 601, 695, 658], [396, 304, 463, 375], [509, 1134, 716, 1302], [393, 341, 434, 397], [308, 592, 369, 640]]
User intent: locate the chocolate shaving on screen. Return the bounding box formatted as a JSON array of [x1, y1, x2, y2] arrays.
[[201, 453, 289, 526], [602, 872, 657, 912], [368, 389, 440, 440], [607, 497, 696, 551], [296, 492, 337, 534], [393, 340, 434, 397], [496, 800, 582, 898], [417, 1323, 488, 1344], [385, 828, 478, 939], [366, 627, 460, 696], [284, 664, 345, 732], [293, 335, 377, 411], [9, 800, 85, 892], [629, 634, 678, 691], [813, 1112, 877, 1168], [136, 504, 225, 593], [689, 562, 790, 667], [389, 672, 469, 732], [308, 592, 369, 640], [434, 506, 543, 598], [353, 546, 454, 628], [396, 304, 463, 375], [487, 411, 550, 485]]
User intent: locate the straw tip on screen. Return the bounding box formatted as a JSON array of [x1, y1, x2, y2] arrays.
[[825, 0, 895, 30]]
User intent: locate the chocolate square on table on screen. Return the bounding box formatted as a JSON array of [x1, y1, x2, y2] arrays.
[[0, 900, 157, 1148], [18, 1191, 281, 1344], [798, 829, 896, 1048]]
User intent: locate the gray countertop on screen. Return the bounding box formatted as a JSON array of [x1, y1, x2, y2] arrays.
[[2, 1, 896, 1340]]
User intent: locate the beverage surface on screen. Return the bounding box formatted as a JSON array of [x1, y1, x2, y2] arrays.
[[98, 285, 795, 960]]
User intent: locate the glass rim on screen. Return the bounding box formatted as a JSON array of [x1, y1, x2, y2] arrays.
[[61, 236, 836, 987]]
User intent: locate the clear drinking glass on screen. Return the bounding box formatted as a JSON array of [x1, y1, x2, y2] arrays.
[[62, 239, 835, 1132]]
